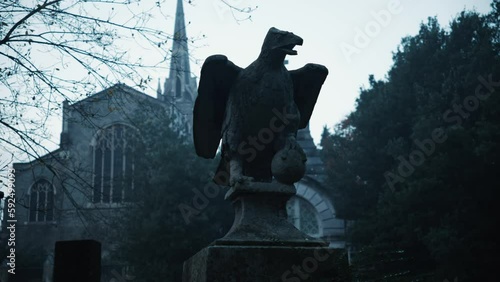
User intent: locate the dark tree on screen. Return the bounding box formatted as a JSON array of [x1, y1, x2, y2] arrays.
[[322, 3, 499, 281], [108, 109, 233, 282]]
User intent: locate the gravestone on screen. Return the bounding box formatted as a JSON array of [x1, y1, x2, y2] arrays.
[[53, 240, 101, 282]]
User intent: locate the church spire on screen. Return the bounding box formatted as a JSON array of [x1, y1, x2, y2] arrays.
[[169, 0, 191, 84], [161, 0, 197, 133]]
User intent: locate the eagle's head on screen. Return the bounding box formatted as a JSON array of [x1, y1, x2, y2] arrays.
[[260, 27, 304, 60]]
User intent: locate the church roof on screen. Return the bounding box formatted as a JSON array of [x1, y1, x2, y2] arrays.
[[70, 83, 157, 107], [13, 148, 63, 170], [13, 83, 158, 169]]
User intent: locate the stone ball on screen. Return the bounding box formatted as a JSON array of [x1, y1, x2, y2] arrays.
[[271, 148, 306, 185]]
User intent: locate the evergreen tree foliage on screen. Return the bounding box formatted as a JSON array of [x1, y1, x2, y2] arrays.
[[322, 4, 499, 281]]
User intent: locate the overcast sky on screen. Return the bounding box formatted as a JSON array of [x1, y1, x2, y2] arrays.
[[171, 0, 493, 145], [0, 0, 494, 169]]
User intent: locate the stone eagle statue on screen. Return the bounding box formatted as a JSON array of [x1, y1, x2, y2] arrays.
[[193, 27, 328, 186]]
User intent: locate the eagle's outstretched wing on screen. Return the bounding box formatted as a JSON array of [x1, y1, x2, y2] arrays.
[[193, 55, 242, 158], [289, 64, 329, 129]]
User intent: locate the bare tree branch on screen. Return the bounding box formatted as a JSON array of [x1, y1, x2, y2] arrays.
[[0, 0, 63, 45], [0, 0, 255, 226]]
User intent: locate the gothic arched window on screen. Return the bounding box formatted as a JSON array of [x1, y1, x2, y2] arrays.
[[287, 196, 322, 237], [29, 179, 54, 222], [92, 124, 139, 204]]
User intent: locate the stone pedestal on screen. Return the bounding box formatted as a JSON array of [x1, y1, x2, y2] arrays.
[[215, 182, 325, 247], [183, 245, 344, 282], [182, 182, 347, 281]]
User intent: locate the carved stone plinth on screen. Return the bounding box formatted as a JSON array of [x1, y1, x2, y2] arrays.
[[182, 182, 348, 282], [214, 181, 326, 247], [182, 245, 346, 282]]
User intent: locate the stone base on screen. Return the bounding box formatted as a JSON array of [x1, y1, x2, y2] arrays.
[[182, 182, 349, 281], [214, 181, 326, 247], [182, 245, 346, 282]]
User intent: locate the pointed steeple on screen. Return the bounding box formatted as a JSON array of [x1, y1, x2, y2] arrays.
[[161, 0, 197, 133], [169, 0, 191, 78]]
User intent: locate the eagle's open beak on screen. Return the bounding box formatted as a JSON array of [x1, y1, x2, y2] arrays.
[[280, 36, 303, 56], [281, 44, 299, 55]]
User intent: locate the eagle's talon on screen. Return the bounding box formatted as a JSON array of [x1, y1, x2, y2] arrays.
[[229, 175, 254, 187], [285, 136, 300, 150], [284, 136, 307, 162]]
